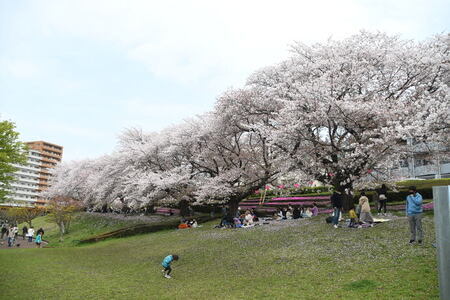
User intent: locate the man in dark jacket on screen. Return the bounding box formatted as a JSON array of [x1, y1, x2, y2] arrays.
[[331, 191, 343, 228]]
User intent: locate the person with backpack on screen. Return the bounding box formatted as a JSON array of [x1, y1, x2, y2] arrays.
[[377, 184, 388, 215], [35, 232, 43, 248], [36, 228, 45, 237]]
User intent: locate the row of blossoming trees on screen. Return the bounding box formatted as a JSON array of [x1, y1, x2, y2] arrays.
[[45, 32, 449, 214]]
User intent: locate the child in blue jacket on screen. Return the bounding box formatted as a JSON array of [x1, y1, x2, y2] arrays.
[[161, 254, 179, 279]]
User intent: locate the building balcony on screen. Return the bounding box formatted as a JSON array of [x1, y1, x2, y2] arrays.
[[11, 163, 41, 172], [14, 170, 40, 178], [9, 182, 39, 191], [8, 189, 40, 197]]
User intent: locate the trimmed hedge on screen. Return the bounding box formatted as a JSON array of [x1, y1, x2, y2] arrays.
[[246, 192, 332, 200], [353, 188, 433, 203], [396, 178, 450, 189]]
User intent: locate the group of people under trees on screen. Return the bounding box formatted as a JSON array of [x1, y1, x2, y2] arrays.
[[218, 209, 260, 228], [217, 203, 321, 228], [178, 218, 199, 229], [273, 204, 319, 220], [330, 185, 391, 229], [1, 222, 44, 248], [330, 185, 424, 244]]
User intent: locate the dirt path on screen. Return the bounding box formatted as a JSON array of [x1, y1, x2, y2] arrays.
[[0, 237, 48, 249]]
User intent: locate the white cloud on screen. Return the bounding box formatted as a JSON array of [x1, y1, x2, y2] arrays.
[[2, 59, 39, 79], [33, 0, 371, 87]]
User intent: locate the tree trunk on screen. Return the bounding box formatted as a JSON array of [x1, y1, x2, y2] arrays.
[[342, 193, 352, 212], [179, 199, 189, 217], [59, 221, 65, 242], [228, 198, 240, 217]]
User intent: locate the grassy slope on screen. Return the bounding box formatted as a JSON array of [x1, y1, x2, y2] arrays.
[[396, 178, 450, 189], [23, 213, 179, 247], [1, 215, 438, 299]]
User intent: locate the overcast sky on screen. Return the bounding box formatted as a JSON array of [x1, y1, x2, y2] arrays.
[[1, 0, 449, 161]]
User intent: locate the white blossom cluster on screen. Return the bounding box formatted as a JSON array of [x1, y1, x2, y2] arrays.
[[45, 32, 449, 211]]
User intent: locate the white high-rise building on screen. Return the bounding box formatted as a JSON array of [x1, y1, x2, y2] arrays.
[[3, 141, 63, 207], [4, 149, 42, 206]]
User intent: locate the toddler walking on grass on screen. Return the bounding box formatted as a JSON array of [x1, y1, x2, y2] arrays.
[[161, 254, 179, 279]]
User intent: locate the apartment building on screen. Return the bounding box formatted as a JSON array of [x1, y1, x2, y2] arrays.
[[3, 141, 63, 206], [26, 141, 63, 197]]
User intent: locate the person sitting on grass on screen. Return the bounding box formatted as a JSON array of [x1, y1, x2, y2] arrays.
[[292, 206, 301, 219], [178, 220, 190, 229], [286, 208, 293, 219], [348, 205, 358, 227], [276, 208, 283, 219], [250, 209, 259, 222], [311, 203, 319, 217], [161, 254, 179, 279], [244, 210, 254, 226], [273, 211, 281, 220], [233, 217, 242, 227], [281, 207, 288, 220], [358, 191, 374, 226], [302, 207, 313, 218], [190, 219, 199, 228], [219, 214, 233, 228]]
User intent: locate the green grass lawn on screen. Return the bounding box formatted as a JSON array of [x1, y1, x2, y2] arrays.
[[1, 214, 438, 299], [20, 212, 181, 247]]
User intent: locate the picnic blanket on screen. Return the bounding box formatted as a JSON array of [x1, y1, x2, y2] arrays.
[[372, 218, 391, 223]]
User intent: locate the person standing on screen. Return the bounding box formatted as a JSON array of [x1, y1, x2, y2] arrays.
[[1, 224, 7, 239], [331, 191, 343, 228], [377, 184, 388, 215], [27, 227, 35, 243], [36, 227, 44, 238], [406, 186, 423, 244], [7, 226, 15, 247], [12, 224, 18, 239], [22, 226, 28, 240], [35, 232, 42, 248]]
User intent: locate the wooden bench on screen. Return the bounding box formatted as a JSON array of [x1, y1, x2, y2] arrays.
[[154, 207, 180, 216]]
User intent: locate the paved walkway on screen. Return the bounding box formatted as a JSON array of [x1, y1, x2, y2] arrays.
[[0, 237, 48, 249]]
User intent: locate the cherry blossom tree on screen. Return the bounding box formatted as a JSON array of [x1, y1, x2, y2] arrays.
[[45, 32, 449, 214], [249, 32, 449, 193]]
